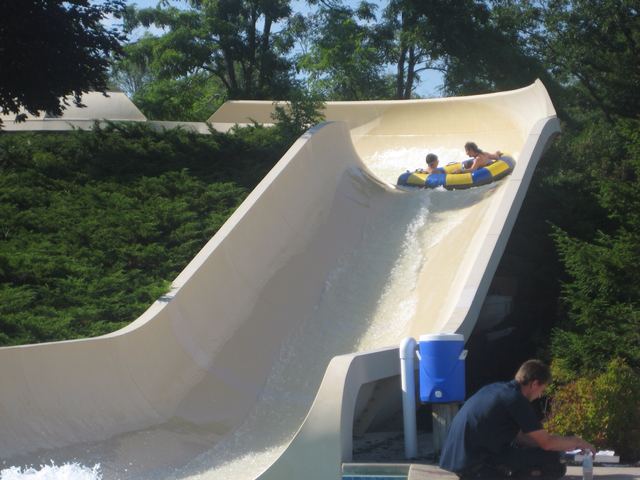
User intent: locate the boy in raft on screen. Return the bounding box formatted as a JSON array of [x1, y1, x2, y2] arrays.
[[439, 359, 595, 480], [452, 142, 502, 174], [417, 153, 441, 174]]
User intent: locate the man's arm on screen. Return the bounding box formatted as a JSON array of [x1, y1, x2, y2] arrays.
[[514, 430, 540, 448], [522, 429, 596, 456], [452, 155, 485, 174]]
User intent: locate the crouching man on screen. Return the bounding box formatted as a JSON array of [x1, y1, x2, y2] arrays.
[[439, 359, 595, 480]]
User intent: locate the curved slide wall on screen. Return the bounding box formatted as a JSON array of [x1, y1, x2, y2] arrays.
[[0, 81, 559, 479]]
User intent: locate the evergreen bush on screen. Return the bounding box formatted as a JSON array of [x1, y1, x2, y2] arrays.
[[0, 120, 301, 346]]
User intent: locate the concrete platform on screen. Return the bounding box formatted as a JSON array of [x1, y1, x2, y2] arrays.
[[343, 463, 457, 479], [565, 466, 640, 480]]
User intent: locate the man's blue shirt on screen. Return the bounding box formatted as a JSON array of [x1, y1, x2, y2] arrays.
[[439, 380, 543, 473]]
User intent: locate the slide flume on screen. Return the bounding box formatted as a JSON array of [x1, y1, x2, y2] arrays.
[[0, 81, 559, 480]]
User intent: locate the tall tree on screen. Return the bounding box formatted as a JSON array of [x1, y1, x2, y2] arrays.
[[518, 0, 640, 375], [296, 2, 394, 100], [376, 0, 549, 99], [539, 0, 640, 121], [123, 0, 299, 101], [0, 0, 125, 122], [430, 0, 550, 96], [379, 0, 444, 99], [548, 115, 640, 375], [110, 41, 227, 122]]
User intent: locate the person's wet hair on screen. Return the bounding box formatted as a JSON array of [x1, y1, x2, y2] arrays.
[[465, 141, 481, 153]]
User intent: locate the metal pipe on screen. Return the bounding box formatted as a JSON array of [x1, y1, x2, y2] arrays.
[[400, 337, 418, 459]]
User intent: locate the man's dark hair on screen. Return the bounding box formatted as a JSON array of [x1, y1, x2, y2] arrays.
[[465, 142, 481, 154], [515, 359, 552, 386], [426, 153, 438, 165]]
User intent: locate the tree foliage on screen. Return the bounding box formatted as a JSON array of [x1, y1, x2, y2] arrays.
[[432, 0, 554, 96], [297, 0, 540, 100], [378, 0, 445, 99], [121, 0, 299, 102], [0, 0, 125, 120], [297, 3, 394, 100], [510, 0, 640, 377], [112, 57, 227, 122], [548, 118, 640, 373], [270, 90, 326, 136], [552, 227, 640, 371], [546, 358, 640, 461], [540, 0, 640, 121]]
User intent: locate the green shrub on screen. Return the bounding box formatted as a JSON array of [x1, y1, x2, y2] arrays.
[[0, 122, 298, 346], [0, 94, 328, 347], [546, 358, 640, 461]]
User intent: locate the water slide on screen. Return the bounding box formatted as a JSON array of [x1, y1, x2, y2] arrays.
[[0, 80, 559, 480]]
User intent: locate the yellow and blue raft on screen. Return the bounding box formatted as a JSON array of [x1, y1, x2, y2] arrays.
[[397, 155, 516, 189]]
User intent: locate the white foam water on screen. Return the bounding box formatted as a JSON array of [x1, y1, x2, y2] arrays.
[[365, 146, 467, 184], [0, 463, 101, 480]]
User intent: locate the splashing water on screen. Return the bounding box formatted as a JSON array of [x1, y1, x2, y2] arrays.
[[364, 146, 467, 184], [0, 463, 101, 480]]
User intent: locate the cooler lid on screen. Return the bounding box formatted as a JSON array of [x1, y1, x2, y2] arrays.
[[419, 333, 464, 342]]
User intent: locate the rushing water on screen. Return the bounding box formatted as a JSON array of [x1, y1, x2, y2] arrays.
[[0, 463, 102, 480], [1, 146, 487, 480]]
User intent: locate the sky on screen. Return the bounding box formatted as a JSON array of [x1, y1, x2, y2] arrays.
[[106, 0, 443, 97]]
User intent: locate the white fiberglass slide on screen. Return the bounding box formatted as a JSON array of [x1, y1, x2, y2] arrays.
[[0, 81, 559, 480]]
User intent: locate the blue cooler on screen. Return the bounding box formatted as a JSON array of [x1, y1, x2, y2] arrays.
[[419, 333, 466, 403]]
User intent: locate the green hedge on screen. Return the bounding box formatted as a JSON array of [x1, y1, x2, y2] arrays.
[[0, 122, 297, 346]]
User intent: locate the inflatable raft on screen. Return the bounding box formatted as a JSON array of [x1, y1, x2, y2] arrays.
[[397, 155, 516, 189]]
